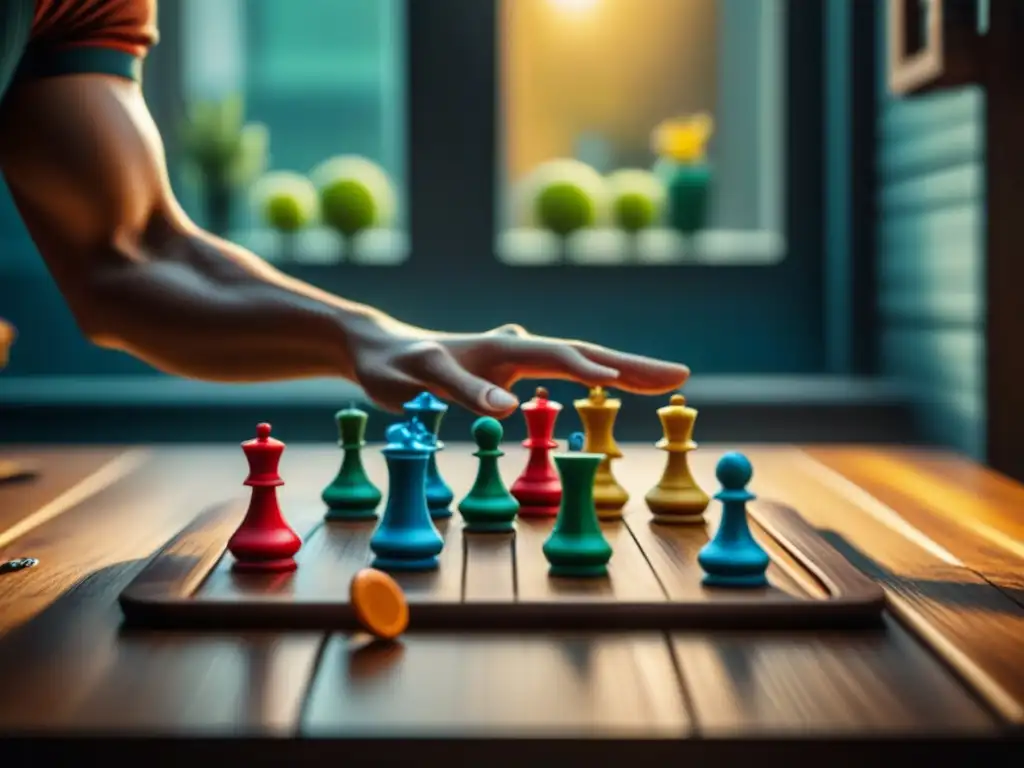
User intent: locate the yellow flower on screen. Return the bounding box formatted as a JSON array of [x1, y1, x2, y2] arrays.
[[652, 113, 714, 163]]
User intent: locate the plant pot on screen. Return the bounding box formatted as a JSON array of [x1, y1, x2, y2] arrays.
[[657, 159, 711, 236]]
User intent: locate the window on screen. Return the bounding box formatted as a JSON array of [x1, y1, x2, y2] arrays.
[[180, 0, 406, 265], [498, 0, 785, 266]]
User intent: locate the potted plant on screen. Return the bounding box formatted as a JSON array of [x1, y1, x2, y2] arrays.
[[181, 94, 268, 237], [311, 156, 397, 261], [652, 113, 714, 236], [606, 169, 665, 258], [251, 171, 319, 261], [519, 159, 606, 262]]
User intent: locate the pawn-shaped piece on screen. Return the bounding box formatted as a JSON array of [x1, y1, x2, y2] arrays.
[[574, 387, 629, 520], [511, 386, 563, 517], [229, 423, 303, 573], [322, 405, 383, 521], [645, 394, 710, 524], [542, 432, 613, 578], [458, 417, 520, 533], [697, 452, 770, 588], [403, 392, 454, 519], [369, 419, 445, 572]]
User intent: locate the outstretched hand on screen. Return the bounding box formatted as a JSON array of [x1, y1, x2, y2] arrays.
[[349, 319, 689, 417]]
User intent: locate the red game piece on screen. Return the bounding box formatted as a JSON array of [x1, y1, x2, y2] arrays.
[[228, 423, 302, 573], [511, 387, 563, 517]]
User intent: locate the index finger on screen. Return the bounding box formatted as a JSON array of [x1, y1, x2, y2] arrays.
[[571, 342, 690, 394]]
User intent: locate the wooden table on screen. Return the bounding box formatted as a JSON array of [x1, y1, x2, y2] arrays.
[[0, 443, 1022, 763]]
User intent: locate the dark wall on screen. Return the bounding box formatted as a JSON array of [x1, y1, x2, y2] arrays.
[[874, 2, 986, 459]]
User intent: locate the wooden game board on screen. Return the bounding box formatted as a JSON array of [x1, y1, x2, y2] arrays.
[[119, 493, 885, 632]]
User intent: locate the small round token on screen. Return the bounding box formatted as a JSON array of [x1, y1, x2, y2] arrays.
[[349, 568, 409, 640]]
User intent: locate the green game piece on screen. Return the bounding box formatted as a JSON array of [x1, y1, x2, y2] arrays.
[[542, 432, 613, 577], [457, 417, 520, 533], [322, 406, 382, 521]]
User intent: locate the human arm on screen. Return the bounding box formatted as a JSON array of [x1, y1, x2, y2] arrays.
[[0, 75, 688, 414]]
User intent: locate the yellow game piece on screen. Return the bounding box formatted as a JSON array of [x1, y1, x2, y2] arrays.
[[644, 394, 709, 524], [573, 386, 628, 519], [349, 567, 409, 640]]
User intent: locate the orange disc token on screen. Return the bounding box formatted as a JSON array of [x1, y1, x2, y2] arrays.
[[350, 568, 409, 639]]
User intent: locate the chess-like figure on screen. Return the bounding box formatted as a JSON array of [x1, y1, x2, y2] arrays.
[[644, 394, 709, 524], [458, 417, 519, 533], [321, 405, 382, 521], [697, 452, 770, 588], [542, 432, 613, 578], [228, 423, 303, 573], [573, 387, 629, 519], [370, 419, 445, 572], [402, 392, 454, 519], [510, 386, 563, 517]]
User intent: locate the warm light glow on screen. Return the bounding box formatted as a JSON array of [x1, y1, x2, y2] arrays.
[[548, 0, 599, 12]]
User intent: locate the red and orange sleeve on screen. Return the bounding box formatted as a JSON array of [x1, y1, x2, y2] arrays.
[[19, 0, 159, 83]]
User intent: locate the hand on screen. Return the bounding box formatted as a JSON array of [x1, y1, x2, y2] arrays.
[[348, 319, 690, 416]]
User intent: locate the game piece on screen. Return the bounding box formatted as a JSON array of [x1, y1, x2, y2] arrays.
[[369, 419, 445, 572], [542, 431, 613, 578], [574, 387, 629, 519], [321, 405, 382, 521], [458, 417, 520, 533], [402, 392, 454, 519], [510, 386, 563, 517], [644, 394, 710, 524], [350, 567, 409, 640], [697, 452, 770, 588], [228, 423, 303, 573]]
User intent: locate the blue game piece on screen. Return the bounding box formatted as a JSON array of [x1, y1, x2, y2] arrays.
[[369, 418, 445, 572], [568, 432, 585, 452], [696, 452, 770, 588], [403, 392, 455, 519]]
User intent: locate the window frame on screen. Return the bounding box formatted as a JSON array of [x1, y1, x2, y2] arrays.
[[398, 0, 824, 273]]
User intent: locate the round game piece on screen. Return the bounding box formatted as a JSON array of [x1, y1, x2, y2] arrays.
[[568, 432, 585, 452], [350, 568, 409, 640]]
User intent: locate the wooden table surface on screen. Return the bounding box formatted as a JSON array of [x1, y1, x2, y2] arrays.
[[0, 442, 1022, 762]]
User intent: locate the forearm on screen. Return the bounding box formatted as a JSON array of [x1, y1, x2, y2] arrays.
[[78, 224, 384, 382]]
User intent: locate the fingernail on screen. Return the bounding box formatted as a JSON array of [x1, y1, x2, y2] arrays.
[[596, 366, 620, 379], [485, 387, 519, 410]]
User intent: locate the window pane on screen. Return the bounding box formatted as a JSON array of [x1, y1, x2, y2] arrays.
[[181, 0, 406, 265], [498, 0, 785, 266]]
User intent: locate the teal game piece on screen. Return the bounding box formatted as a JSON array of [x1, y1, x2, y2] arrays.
[[369, 419, 445, 572], [541, 431, 613, 578], [321, 405, 382, 521], [403, 392, 454, 519], [697, 452, 770, 588], [457, 417, 519, 533]]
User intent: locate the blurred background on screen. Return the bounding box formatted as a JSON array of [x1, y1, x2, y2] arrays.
[[0, 0, 989, 465]]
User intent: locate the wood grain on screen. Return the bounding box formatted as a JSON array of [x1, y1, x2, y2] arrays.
[[0, 447, 332, 732], [663, 446, 999, 734], [0, 447, 143, 552], [302, 632, 692, 737], [805, 446, 1024, 598], [120, 444, 883, 631], [0, 441, 1015, 740], [739, 446, 1024, 725]]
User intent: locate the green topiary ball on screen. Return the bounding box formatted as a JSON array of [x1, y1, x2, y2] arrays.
[[606, 169, 665, 233], [311, 156, 397, 240], [251, 171, 318, 234], [517, 159, 607, 238]]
